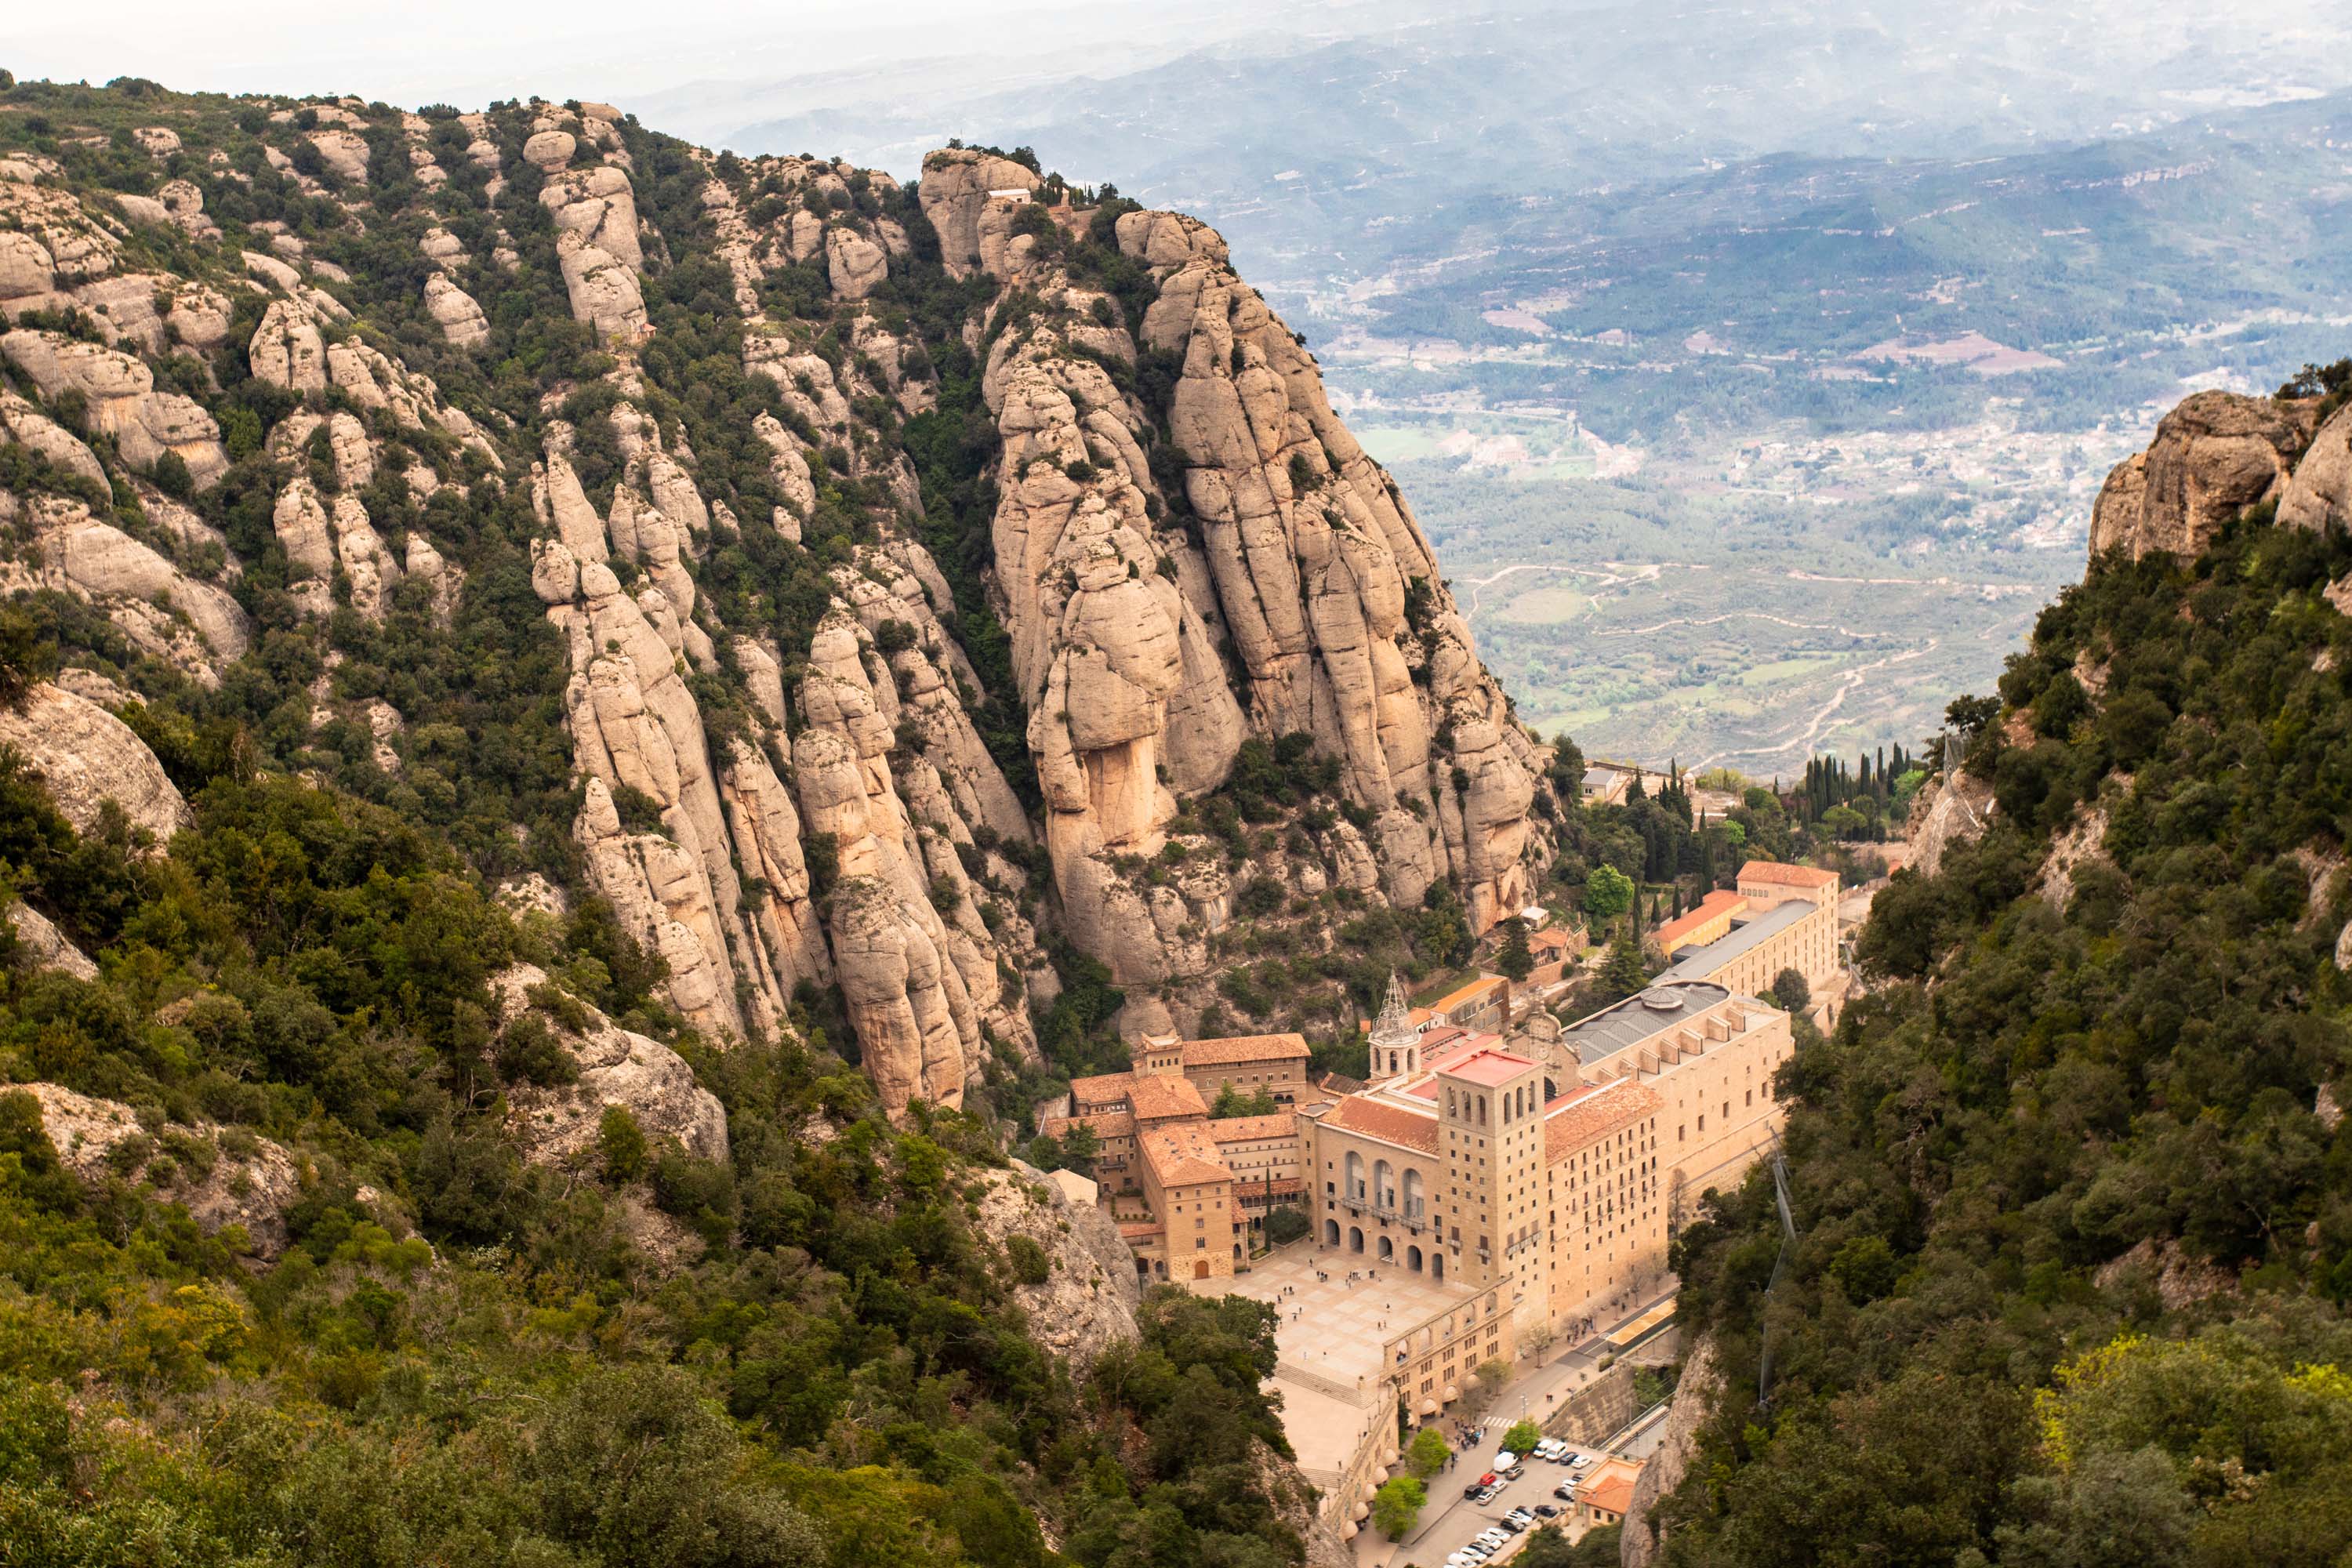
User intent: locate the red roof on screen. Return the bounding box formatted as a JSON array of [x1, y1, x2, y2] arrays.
[[1207, 1114, 1295, 1142], [1319, 1096, 1440, 1154], [1656, 890, 1746, 947], [1444, 1048, 1540, 1088], [1142, 1123, 1231, 1186], [1181, 1032, 1309, 1067], [1581, 1472, 1638, 1515], [1542, 1079, 1662, 1163], [1428, 975, 1507, 1014], [1130, 1074, 1210, 1122], [1739, 860, 1838, 888], [1069, 1069, 1138, 1107], [1042, 1109, 1135, 1143]]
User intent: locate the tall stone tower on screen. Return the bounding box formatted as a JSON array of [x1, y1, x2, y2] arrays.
[[1437, 1047, 1548, 1319], [1368, 972, 1421, 1081]]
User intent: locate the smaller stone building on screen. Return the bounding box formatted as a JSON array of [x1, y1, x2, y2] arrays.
[[1047, 1028, 1319, 1283], [1577, 1457, 1645, 1528], [1654, 861, 1842, 1022]]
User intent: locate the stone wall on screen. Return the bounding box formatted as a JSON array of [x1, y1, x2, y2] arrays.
[[1543, 1360, 1642, 1446]]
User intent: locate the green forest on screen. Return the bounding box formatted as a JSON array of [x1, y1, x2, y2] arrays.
[[1657, 506, 2352, 1566]]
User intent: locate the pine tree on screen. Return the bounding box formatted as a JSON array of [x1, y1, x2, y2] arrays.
[[1597, 917, 1650, 1004]]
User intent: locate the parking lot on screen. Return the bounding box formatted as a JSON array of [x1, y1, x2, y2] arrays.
[[1399, 1428, 1598, 1567]]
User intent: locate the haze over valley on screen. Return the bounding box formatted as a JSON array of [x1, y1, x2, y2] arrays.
[[667, 0, 2352, 761]]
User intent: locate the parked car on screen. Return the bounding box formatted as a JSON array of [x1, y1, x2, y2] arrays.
[[1475, 1484, 1505, 1504], [1494, 1450, 1518, 1472], [1554, 1482, 1578, 1501], [1534, 1504, 1563, 1519], [1504, 1508, 1535, 1526]]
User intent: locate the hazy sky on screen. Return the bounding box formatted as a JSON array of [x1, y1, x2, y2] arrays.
[[2, 0, 1311, 109]]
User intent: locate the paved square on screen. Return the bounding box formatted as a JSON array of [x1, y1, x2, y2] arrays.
[[1233, 1245, 1480, 1392]]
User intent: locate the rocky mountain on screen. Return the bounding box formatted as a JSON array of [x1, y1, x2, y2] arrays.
[[0, 85, 1555, 1123], [2, 71, 1517, 1568]]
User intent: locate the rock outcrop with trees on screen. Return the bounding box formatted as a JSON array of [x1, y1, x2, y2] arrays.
[[1653, 364, 2352, 1568]]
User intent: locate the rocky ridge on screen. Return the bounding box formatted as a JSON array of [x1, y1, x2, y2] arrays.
[[0, 95, 1559, 1121]]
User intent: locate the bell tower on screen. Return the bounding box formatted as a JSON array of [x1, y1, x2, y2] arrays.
[[1368, 972, 1421, 1081]]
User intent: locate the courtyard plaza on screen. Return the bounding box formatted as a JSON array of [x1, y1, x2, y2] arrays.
[[1226, 1245, 1484, 1488], [1229, 1243, 1484, 1392]]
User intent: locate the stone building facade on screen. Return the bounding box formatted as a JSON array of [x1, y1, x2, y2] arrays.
[[1558, 982, 1795, 1233], [1655, 860, 1842, 1024], [1044, 1027, 1319, 1282]]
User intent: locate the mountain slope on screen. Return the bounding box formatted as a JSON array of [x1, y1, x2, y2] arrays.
[[0, 82, 1555, 1115], [0, 71, 1572, 1568], [1639, 372, 2352, 1566]]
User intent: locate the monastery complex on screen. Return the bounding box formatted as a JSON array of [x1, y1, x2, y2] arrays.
[[1041, 863, 1845, 1527]]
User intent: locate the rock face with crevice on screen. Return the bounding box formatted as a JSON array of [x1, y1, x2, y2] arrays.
[[2088, 390, 2320, 561], [969, 1160, 1146, 1372], [2280, 403, 2352, 535], [489, 963, 730, 1168], [0, 681, 189, 842], [913, 148, 1551, 989]]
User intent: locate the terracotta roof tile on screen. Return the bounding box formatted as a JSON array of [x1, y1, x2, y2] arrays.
[[1428, 975, 1507, 1014], [1542, 1079, 1662, 1163], [1128, 1074, 1209, 1122], [1207, 1113, 1295, 1142], [1321, 1096, 1440, 1154], [1444, 1048, 1540, 1088], [1142, 1123, 1232, 1186], [1739, 860, 1838, 888], [1069, 1070, 1137, 1106], [1043, 1109, 1135, 1143], [1657, 890, 1747, 947], [1180, 1032, 1310, 1067], [1581, 1471, 1639, 1515]]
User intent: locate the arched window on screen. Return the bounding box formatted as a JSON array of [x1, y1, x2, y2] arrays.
[[1374, 1159, 1395, 1209], [1377, 1236, 1395, 1262], [1403, 1168, 1425, 1220], [1348, 1225, 1365, 1254], [1432, 1252, 1445, 1282], [1406, 1244, 1424, 1272], [1325, 1218, 1341, 1247], [1345, 1150, 1366, 1200]]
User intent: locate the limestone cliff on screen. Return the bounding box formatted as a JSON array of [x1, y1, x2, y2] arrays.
[[1621, 1337, 1719, 1568], [2087, 389, 2321, 561], [970, 1160, 1143, 1371], [20, 1082, 301, 1258], [0, 99, 1555, 1120], [919, 148, 1549, 993]]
